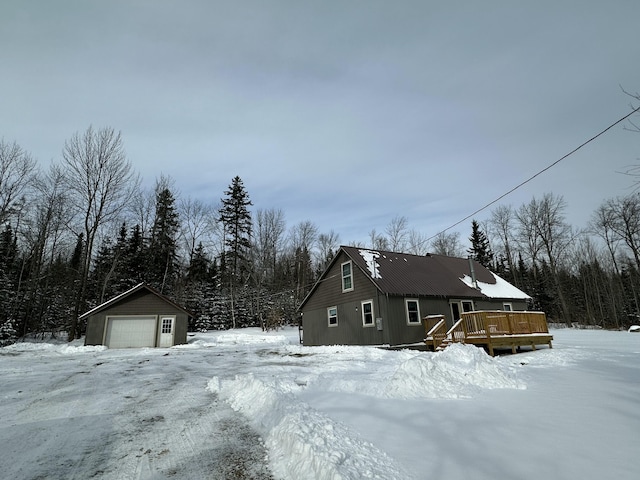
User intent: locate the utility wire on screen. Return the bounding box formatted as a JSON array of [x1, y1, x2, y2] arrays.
[[426, 105, 640, 243]]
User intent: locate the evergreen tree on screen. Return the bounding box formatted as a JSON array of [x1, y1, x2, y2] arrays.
[[467, 219, 494, 268], [90, 238, 115, 303], [187, 242, 210, 283], [219, 176, 253, 281], [219, 176, 253, 328], [148, 187, 180, 293], [121, 224, 145, 289]]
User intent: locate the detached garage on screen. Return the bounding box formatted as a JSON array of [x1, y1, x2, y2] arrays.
[[82, 283, 191, 348]]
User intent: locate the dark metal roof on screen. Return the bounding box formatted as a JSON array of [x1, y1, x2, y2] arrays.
[[341, 245, 525, 299], [79, 283, 193, 319]]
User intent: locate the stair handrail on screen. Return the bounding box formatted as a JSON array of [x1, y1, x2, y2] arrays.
[[446, 318, 466, 343]]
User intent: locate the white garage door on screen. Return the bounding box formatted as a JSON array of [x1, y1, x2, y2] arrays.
[[105, 316, 157, 348]]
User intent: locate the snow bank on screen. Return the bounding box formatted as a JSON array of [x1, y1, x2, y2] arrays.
[[1, 342, 106, 354], [384, 344, 524, 398], [208, 374, 413, 480], [207, 340, 527, 479], [182, 327, 295, 348], [212, 332, 291, 345]]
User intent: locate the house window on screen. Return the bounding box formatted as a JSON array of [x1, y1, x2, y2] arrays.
[[461, 300, 474, 313], [341, 261, 353, 292], [405, 299, 421, 325], [503, 303, 513, 311], [161, 317, 173, 333], [361, 300, 374, 327], [328, 306, 338, 327]]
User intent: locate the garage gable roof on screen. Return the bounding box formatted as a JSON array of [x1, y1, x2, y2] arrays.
[[79, 283, 192, 319]]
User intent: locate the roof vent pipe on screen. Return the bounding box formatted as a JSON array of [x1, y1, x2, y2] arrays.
[[468, 256, 479, 289]]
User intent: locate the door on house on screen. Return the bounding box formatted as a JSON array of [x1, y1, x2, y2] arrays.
[[159, 316, 175, 347], [451, 302, 460, 321], [450, 300, 474, 321]]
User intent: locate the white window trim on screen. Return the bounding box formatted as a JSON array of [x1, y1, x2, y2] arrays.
[[503, 302, 513, 311], [327, 306, 338, 327], [361, 300, 374, 327], [341, 261, 354, 292], [405, 298, 421, 325]]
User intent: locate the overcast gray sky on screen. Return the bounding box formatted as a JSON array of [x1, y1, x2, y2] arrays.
[[1, 1, 639, 246]]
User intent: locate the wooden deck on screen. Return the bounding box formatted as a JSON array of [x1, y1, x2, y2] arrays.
[[424, 311, 553, 356]]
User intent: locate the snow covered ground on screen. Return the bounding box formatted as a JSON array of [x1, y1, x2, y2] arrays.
[[1, 328, 638, 479]]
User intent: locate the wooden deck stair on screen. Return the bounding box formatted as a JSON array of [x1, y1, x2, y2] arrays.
[[423, 311, 553, 356]]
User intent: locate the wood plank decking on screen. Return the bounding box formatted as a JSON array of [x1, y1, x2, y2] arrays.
[[424, 311, 553, 356]]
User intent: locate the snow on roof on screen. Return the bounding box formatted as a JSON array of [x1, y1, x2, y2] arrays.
[[358, 249, 381, 279], [459, 273, 531, 300]]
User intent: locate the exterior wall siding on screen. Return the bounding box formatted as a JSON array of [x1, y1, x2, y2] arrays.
[[302, 293, 389, 346]]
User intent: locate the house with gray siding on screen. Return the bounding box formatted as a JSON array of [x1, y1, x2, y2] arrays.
[[82, 283, 191, 348], [298, 246, 530, 346]]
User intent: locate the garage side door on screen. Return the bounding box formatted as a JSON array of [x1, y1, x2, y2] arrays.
[[105, 316, 157, 348]]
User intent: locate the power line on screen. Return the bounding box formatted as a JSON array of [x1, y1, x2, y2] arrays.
[[426, 105, 640, 243]]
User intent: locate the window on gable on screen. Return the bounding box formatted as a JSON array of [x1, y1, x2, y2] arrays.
[[341, 261, 353, 292], [361, 300, 374, 327], [328, 306, 338, 327], [405, 298, 421, 325]]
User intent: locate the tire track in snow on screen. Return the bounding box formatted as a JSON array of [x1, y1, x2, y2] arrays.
[[1, 349, 273, 479]]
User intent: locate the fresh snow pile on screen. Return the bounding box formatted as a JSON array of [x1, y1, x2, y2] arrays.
[[384, 343, 524, 398], [208, 341, 524, 479], [208, 373, 412, 480], [195, 331, 291, 346]]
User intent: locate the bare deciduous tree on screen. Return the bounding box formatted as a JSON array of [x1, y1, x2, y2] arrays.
[[430, 231, 462, 257], [317, 230, 340, 270], [368, 229, 388, 250], [254, 208, 286, 286], [518, 193, 575, 322], [600, 194, 640, 271], [0, 140, 37, 225], [62, 126, 139, 340], [489, 204, 516, 274], [385, 215, 409, 252], [406, 228, 429, 255], [179, 196, 212, 265]]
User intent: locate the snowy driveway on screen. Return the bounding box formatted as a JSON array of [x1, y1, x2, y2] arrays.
[[1, 327, 639, 480], [0, 343, 272, 480]]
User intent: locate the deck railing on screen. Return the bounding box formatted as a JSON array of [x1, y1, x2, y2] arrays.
[[459, 310, 549, 337], [428, 310, 551, 355], [446, 319, 466, 342]]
